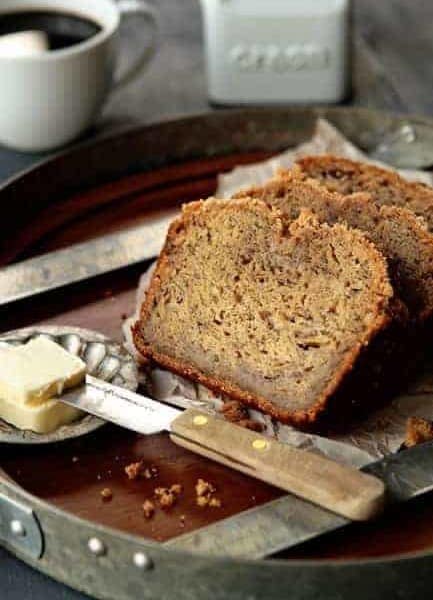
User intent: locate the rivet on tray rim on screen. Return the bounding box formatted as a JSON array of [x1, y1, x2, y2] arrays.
[[88, 537, 107, 556], [10, 520, 26, 537], [133, 551, 153, 570]]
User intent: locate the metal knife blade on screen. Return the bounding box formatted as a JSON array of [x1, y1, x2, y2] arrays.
[[168, 442, 433, 559], [0, 214, 174, 307], [61, 375, 181, 435]]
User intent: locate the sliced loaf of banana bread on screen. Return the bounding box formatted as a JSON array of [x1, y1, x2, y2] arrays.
[[296, 155, 433, 231], [133, 198, 397, 428], [234, 170, 433, 321]]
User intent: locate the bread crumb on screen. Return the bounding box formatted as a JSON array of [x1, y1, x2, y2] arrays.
[[195, 478, 215, 497], [124, 459, 158, 480], [209, 497, 222, 508], [405, 417, 433, 447], [197, 495, 210, 507], [144, 466, 159, 479], [125, 461, 142, 480], [238, 418, 265, 432], [195, 478, 222, 509], [170, 483, 183, 495], [101, 488, 113, 501], [154, 484, 182, 509], [142, 499, 155, 519], [221, 400, 248, 422], [157, 490, 176, 508], [220, 401, 264, 432]]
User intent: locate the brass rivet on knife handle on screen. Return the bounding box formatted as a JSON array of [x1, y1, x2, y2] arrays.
[[252, 439, 268, 451], [170, 408, 385, 521]]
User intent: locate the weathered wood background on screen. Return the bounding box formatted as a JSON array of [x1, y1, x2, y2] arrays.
[[1, 1, 433, 598]]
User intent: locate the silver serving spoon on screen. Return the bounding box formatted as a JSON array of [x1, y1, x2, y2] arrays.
[[369, 122, 433, 170]]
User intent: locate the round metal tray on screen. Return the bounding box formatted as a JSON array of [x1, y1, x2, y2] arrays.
[[1, 107, 433, 600]]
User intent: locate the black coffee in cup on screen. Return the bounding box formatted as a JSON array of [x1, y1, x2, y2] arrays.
[[0, 10, 102, 50]]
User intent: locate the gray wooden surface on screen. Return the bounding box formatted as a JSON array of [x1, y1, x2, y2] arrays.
[[1, 0, 432, 598]]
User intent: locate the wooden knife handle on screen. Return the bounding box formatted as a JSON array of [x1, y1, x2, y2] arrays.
[[170, 408, 385, 521]]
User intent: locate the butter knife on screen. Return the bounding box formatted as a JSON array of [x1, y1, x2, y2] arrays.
[[169, 440, 433, 558], [57, 375, 385, 522], [0, 215, 173, 307]]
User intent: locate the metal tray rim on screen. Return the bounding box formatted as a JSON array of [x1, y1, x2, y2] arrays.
[[2, 104, 433, 197], [2, 106, 433, 599]]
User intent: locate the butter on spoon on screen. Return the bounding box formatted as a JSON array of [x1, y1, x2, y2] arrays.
[[0, 337, 86, 434]]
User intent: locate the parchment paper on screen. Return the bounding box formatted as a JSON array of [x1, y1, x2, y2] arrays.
[[217, 118, 433, 197], [123, 119, 433, 468]]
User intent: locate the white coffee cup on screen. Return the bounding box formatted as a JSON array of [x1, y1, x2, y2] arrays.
[[0, 0, 158, 152]]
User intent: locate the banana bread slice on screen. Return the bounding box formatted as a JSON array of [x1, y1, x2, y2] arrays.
[[296, 155, 433, 231], [133, 198, 396, 428], [234, 170, 433, 321]]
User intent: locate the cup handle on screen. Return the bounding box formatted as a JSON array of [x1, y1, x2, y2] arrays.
[[112, 0, 158, 91]]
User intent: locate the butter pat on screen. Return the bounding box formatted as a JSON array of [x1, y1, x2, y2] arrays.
[[0, 337, 86, 433], [0, 397, 83, 434], [0, 337, 86, 405]]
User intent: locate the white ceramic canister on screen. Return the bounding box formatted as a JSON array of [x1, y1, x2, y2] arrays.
[[200, 0, 351, 104]]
